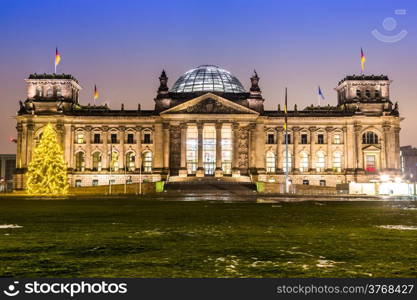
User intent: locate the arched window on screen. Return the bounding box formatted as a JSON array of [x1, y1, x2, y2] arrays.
[[265, 151, 276, 173], [46, 88, 53, 97], [315, 151, 326, 172], [299, 152, 309, 172], [142, 151, 153, 173], [125, 152, 136, 172], [36, 86, 42, 97], [75, 152, 85, 171], [56, 87, 62, 97], [332, 151, 342, 172], [362, 132, 379, 144], [92, 152, 102, 171], [282, 151, 292, 172], [110, 151, 119, 171]]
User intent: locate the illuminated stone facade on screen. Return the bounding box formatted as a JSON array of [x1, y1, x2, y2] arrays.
[[14, 66, 401, 189]]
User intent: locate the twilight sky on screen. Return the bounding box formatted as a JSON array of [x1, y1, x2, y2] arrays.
[[0, 0, 416, 153]]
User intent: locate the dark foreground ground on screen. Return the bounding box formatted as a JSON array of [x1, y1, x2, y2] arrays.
[[1, 195, 417, 277]]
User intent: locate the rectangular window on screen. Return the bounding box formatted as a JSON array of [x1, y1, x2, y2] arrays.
[[301, 134, 308, 144], [111, 133, 117, 144], [333, 134, 341, 144], [186, 126, 198, 174], [267, 133, 275, 144], [317, 134, 324, 144], [143, 133, 151, 144], [92, 179, 99, 186], [75, 179, 82, 187], [283, 134, 291, 144], [93, 133, 101, 144], [221, 125, 232, 175], [76, 133, 84, 144], [303, 180, 309, 185], [320, 180, 326, 186], [127, 133, 134, 144], [365, 155, 376, 172]]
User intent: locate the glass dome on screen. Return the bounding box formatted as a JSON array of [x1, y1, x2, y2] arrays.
[[170, 65, 246, 94]]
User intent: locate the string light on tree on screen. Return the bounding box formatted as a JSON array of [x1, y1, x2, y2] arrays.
[[26, 123, 69, 195]]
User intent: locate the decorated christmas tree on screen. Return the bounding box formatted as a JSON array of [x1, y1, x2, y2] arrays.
[[26, 123, 69, 195]]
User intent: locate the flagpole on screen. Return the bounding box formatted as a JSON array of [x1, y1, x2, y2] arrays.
[[285, 87, 289, 194]]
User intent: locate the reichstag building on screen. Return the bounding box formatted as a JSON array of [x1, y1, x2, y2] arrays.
[[14, 65, 401, 189]]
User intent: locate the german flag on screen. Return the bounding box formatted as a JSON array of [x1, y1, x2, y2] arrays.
[[94, 85, 99, 100], [360, 48, 366, 72], [55, 47, 61, 67]]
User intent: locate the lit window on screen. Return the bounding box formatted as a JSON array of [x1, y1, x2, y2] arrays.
[[303, 180, 309, 185], [332, 151, 342, 172], [110, 151, 119, 171], [76, 133, 85, 144], [333, 134, 341, 144], [92, 152, 102, 171], [266, 151, 276, 173], [315, 151, 325, 172], [125, 152, 135, 171], [282, 151, 292, 172], [221, 125, 232, 174], [75, 152, 85, 171], [186, 126, 198, 174], [143, 151, 152, 173], [299, 152, 309, 172], [203, 126, 216, 175], [365, 155, 377, 172], [75, 179, 82, 187]]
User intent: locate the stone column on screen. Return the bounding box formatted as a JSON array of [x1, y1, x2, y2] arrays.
[[308, 127, 315, 171], [179, 123, 188, 177], [342, 127, 348, 171], [292, 127, 300, 172], [276, 127, 283, 172], [153, 123, 164, 174], [254, 122, 265, 174], [346, 125, 355, 170], [232, 123, 240, 177], [381, 124, 390, 170], [196, 123, 204, 177], [26, 123, 34, 165], [20, 123, 27, 168], [63, 124, 72, 169], [326, 127, 333, 171], [15, 123, 23, 170], [249, 124, 257, 173], [85, 126, 92, 170], [162, 123, 170, 174], [394, 127, 401, 169], [119, 126, 125, 171], [102, 126, 109, 170], [135, 126, 142, 170], [354, 124, 363, 169], [215, 123, 223, 177]]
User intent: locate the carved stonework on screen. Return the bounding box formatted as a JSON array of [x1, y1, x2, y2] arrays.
[[169, 125, 181, 174], [237, 126, 249, 172], [177, 98, 246, 114]]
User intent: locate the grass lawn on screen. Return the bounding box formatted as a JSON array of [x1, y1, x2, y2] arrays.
[[0, 195, 417, 277]]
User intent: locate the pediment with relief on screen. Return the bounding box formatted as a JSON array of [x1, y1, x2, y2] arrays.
[[160, 93, 258, 115]]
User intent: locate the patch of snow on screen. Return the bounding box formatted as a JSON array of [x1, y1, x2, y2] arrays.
[[0, 224, 22, 229], [377, 225, 417, 231]]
